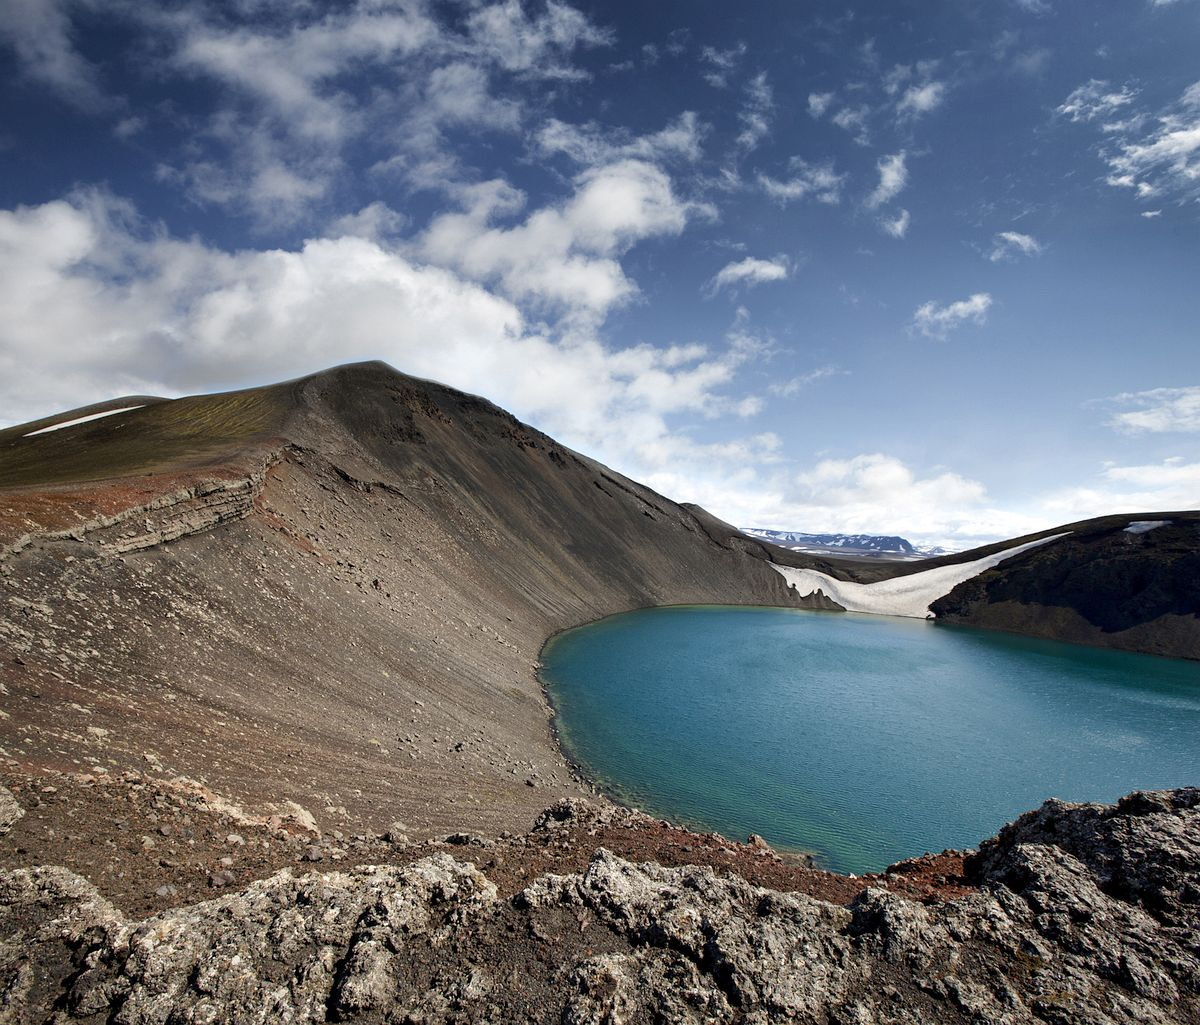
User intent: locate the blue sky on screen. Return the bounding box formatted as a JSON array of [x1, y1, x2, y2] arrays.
[[1, 0, 1198, 546]]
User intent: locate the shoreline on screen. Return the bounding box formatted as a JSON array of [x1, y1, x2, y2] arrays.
[[535, 604, 830, 871], [531, 602, 1200, 877]]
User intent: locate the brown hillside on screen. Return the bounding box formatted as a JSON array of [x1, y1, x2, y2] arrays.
[[0, 361, 816, 896]]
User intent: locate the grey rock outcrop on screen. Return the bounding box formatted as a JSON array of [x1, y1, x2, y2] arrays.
[[2, 789, 1197, 1024], [0, 785, 22, 836]]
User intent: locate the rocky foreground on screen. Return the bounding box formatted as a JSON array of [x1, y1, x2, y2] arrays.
[[2, 788, 1198, 1024]]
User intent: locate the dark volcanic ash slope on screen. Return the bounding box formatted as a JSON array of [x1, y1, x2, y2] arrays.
[[929, 514, 1200, 658], [0, 362, 807, 871]]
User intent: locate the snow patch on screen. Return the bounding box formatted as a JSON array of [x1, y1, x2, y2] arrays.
[[770, 533, 1070, 619], [1123, 520, 1171, 534], [23, 406, 144, 436]]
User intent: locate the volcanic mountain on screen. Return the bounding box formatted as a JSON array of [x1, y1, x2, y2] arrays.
[[1, 362, 1198, 1024]]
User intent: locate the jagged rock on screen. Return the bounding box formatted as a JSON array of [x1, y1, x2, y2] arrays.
[[531, 796, 593, 831], [1, 790, 1195, 1023], [266, 801, 320, 836], [0, 784, 23, 836], [0, 856, 498, 1025], [0, 866, 126, 1022]]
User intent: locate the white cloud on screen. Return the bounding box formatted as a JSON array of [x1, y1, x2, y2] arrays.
[[910, 292, 992, 339], [1141, 209, 1163, 218], [113, 116, 145, 139], [1040, 457, 1200, 519], [8, 197, 1177, 551], [706, 256, 790, 296], [1061, 78, 1200, 209], [897, 81, 946, 116], [418, 160, 700, 321], [422, 61, 522, 130], [757, 160, 843, 205], [1056, 79, 1137, 124], [138, 0, 615, 221], [699, 41, 747, 88], [768, 365, 844, 397], [793, 454, 987, 527], [831, 105, 871, 145], [464, 0, 613, 77], [326, 202, 407, 241], [880, 208, 911, 238], [807, 91, 835, 118], [535, 112, 704, 166], [988, 230, 1043, 261], [882, 64, 912, 97], [697, 452, 1040, 549], [1109, 386, 1200, 433], [156, 134, 335, 228], [736, 71, 773, 152], [1012, 48, 1051, 77], [866, 151, 908, 209], [656, 444, 1197, 551], [1103, 81, 1200, 202], [881, 61, 946, 118], [172, 4, 439, 143], [0, 0, 106, 108]]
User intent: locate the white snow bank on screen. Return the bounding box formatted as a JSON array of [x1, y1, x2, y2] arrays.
[[23, 406, 144, 437], [1123, 520, 1171, 534], [770, 533, 1071, 619]]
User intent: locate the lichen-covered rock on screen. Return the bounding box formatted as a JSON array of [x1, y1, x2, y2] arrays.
[[0, 784, 22, 836], [1, 790, 1198, 1024], [967, 787, 1200, 931], [0, 865, 126, 1023], [2, 855, 496, 1025]]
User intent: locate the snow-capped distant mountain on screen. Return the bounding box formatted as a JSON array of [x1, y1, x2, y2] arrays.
[[915, 545, 957, 558], [740, 528, 955, 561]]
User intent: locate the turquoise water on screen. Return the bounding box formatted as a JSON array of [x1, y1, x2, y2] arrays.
[[541, 605, 1200, 874]]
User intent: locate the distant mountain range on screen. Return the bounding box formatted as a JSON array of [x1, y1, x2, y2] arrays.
[[740, 528, 956, 561]]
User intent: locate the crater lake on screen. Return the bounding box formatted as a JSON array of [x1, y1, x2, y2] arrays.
[[541, 605, 1200, 873]]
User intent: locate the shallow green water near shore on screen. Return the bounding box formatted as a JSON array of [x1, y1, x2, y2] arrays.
[[541, 606, 1200, 874]]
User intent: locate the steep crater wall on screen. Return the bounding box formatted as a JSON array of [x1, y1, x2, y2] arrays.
[[930, 519, 1200, 658]]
